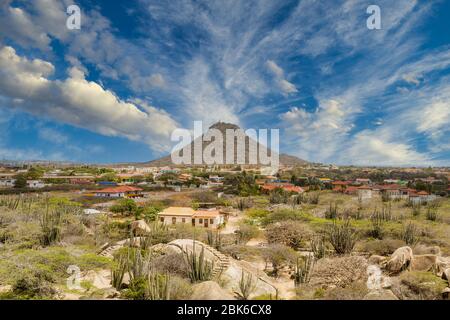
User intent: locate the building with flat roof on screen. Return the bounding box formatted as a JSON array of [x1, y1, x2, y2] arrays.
[[158, 206, 224, 229]]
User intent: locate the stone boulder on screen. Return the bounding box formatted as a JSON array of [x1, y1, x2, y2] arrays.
[[442, 268, 450, 282], [363, 289, 398, 300], [80, 270, 112, 290], [413, 245, 441, 256], [130, 220, 151, 235], [368, 255, 387, 267], [411, 254, 438, 272], [190, 281, 235, 300], [386, 246, 413, 273]]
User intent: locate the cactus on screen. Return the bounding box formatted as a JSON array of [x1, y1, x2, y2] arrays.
[[325, 202, 339, 219], [369, 209, 385, 239], [206, 230, 222, 250], [293, 254, 315, 286], [146, 271, 171, 300], [111, 253, 127, 290], [127, 248, 152, 282], [402, 222, 419, 245], [183, 242, 214, 283], [310, 235, 326, 259], [39, 202, 62, 246], [327, 219, 356, 255], [234, 270, 257, 300]]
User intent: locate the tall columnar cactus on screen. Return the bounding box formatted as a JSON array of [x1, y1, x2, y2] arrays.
[[184, 242, 214, 283], [235, 270, 257, 300], [327, 219, 356, 255], [111, 253, 127, 290], [146, 271, 171, 300], [293, 254, 315, 287]]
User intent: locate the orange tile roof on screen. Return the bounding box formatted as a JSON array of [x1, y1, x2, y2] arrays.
[[96, 186, 143, 193]]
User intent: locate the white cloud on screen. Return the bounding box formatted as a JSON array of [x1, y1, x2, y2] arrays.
[[417, 101, 450, 135], [266, 60, 298, 95], [0, 46, 179, 152], [341, 131, 430, 166], [38, 127, 68, 144]]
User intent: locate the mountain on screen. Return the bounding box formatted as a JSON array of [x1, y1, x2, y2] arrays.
[[143, 122, 308, 167]]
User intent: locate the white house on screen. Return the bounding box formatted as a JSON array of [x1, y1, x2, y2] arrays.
[[357, 186, 373, 200], [0, 179, 16, 187], [27, 180, 46, 189], [409, 191, 437, 204], [94, 186, 143, 198]]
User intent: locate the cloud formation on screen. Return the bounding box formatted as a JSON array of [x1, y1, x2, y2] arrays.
[[0, 46, 179, 152]]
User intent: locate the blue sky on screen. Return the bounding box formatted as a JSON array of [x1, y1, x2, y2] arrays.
[[0, 0, 449, 166]]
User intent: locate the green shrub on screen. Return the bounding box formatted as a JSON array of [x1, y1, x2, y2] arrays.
[[395, 271, 447, 300], [360, 239, 406, 256], [322, 282, 368, 300], [235, 224, 260, 245], [265, 221, 312, 250], [261, 244, 297, 277], [9, 269, 57, 299]]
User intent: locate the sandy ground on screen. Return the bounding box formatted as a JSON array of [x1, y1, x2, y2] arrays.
[[220, 213, 242, 234]]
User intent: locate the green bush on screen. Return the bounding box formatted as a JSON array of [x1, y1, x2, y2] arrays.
[[396, 271, 447, 300], [235, 224, 260, 245], [265, 221, 312, 250]]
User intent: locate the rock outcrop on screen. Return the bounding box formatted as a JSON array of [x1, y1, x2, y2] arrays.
[[386, 246, 413, 273]]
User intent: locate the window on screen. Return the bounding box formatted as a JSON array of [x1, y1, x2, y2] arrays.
[[199, 219, 203, 224], [182, 218, 186, 223], [172, 217, 176, 225], [210, 219, 214, 224], [160, 217, 164, 223]]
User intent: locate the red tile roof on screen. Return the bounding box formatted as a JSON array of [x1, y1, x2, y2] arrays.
[[262, 183, 304, 193], [96, 186, 143, 193]]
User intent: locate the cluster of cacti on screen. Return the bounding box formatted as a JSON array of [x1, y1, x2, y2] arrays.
[[39, 203, 62, 246], [236, 197, 252, 211], [293, 254, 315, 286], [0, 194, 39, 211], [325, 202, 339, 219], [206, 230, 222, 250], [310, 235, 326, 259], [111, 253, 127, 290], [402, 222, 419, 245], [307, 192, 320, 205], [234, 270, 257, 300], [146, 271, 171, 300], [425, 201, 440, 221], [127, 248, 152, 282], [183, 242, 214, 282], [426, 207, 439, 221], [411, 202, 422, 216], [327, 219, 356, 254]]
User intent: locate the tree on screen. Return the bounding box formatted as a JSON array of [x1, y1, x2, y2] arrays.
[[261, 244, 297, 277], [14, 174, 27, 188], [110, 199, 138, 216], [26, 167, 44, 180], [265, 221, 312, 250]]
